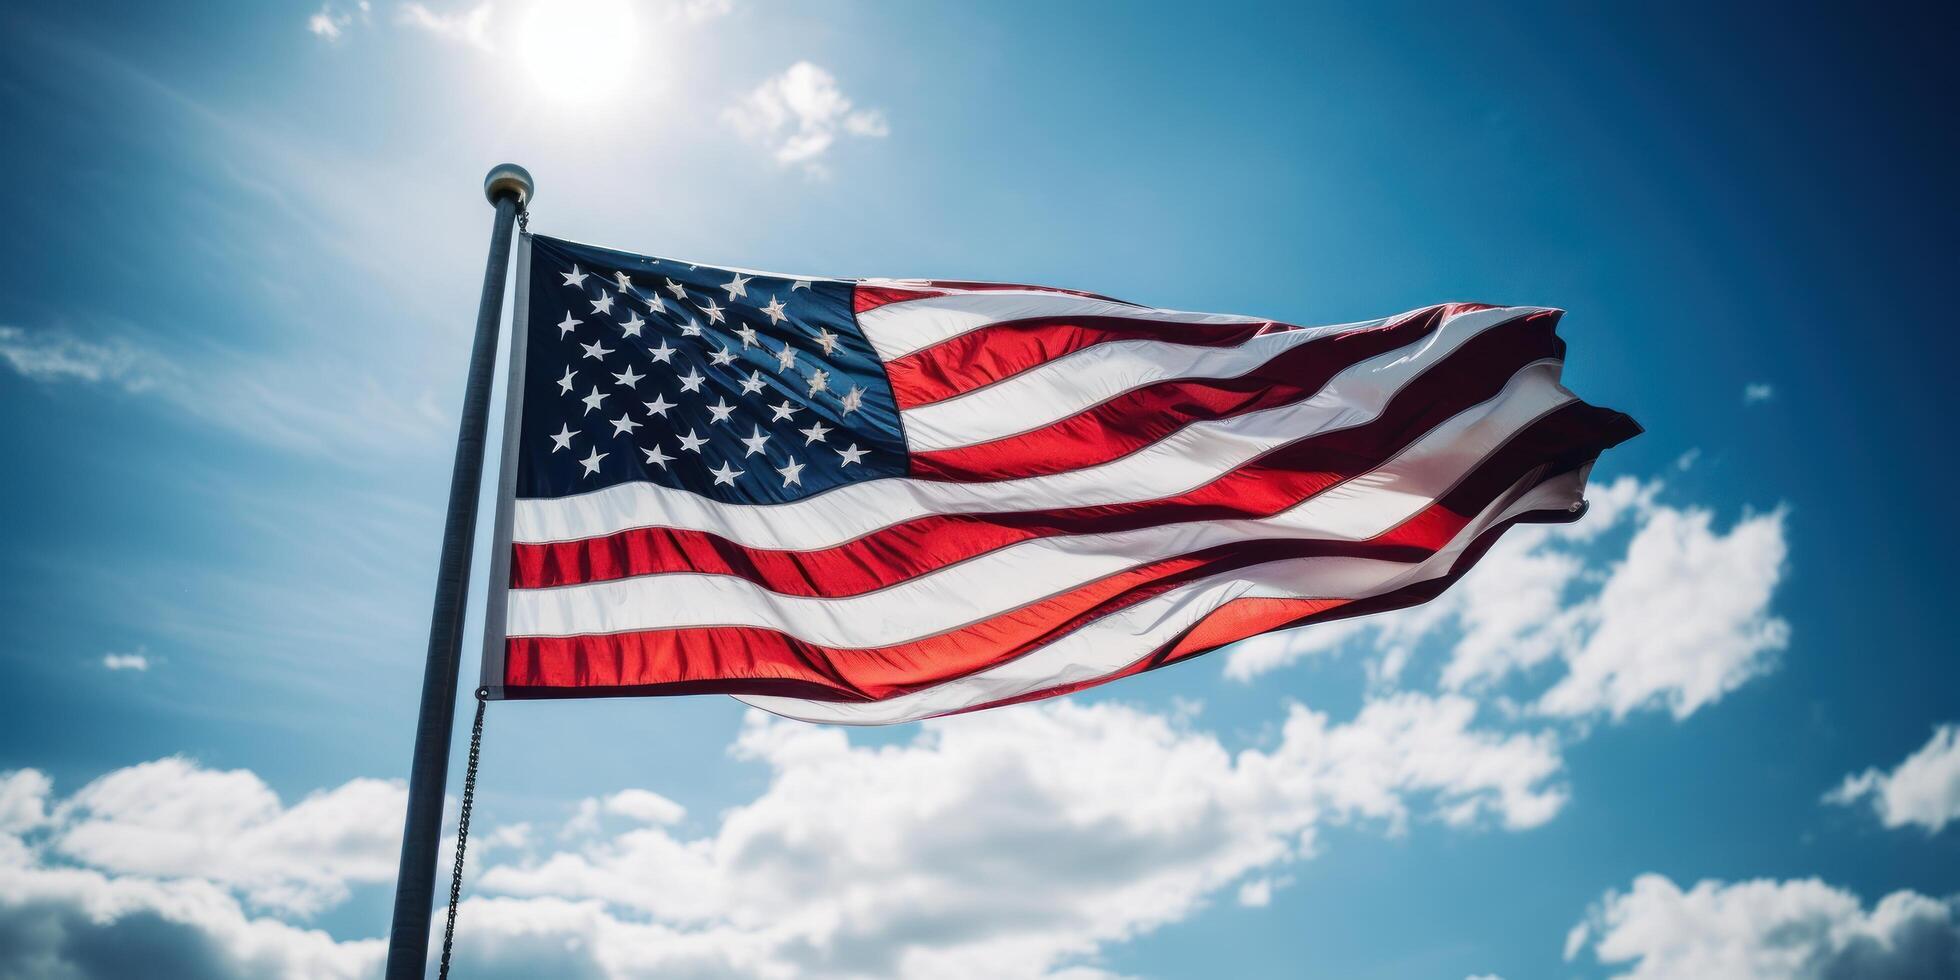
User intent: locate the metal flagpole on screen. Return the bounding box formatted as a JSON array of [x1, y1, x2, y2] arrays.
[[384, 163, 534, 980]]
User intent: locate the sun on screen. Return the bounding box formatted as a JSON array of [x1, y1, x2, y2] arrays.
[[511, 0, 639, 102]]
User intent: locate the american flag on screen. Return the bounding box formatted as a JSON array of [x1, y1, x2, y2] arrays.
[[479, 234, 1639, 724]]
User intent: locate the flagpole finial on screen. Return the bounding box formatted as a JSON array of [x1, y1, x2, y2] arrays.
[[483, 163, 534, 207]]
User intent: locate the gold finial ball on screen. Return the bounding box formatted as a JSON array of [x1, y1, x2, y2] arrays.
[[483, 164, 535, 207]]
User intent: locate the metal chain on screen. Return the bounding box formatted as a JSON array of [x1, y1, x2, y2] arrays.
[[516, 206, 530, 232], [437, 690, 488, 980]]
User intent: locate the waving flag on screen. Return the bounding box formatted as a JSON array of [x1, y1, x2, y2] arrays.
[[478, 235, 1639, 724]]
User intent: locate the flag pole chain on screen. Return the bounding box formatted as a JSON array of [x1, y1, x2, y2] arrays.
[[437, 688, 489, 980]]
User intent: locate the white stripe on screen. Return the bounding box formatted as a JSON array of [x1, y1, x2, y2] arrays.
[[900, 322, 1352, 451], [900, 306, 1524, 452], [858, 290, 1272, 361], [504, 364, 1574, 643], [736, 468, 1589, 724], [513, 305, 1551, 550]]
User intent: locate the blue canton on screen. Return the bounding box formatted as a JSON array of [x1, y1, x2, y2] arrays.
[[516, 235, 905, 503]]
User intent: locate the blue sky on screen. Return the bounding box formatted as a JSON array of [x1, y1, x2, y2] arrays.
[[1, 1, 1957, 977]]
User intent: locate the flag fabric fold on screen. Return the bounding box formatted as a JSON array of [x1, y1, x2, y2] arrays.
[[480, 234, 1639, 725]]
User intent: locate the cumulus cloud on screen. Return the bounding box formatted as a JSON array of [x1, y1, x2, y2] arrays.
[[1224, 476, 1791, 723], [47, 758, 404, 916], [723, 62, 889, 175], [0, 768, 386, 980], [1744, 382, 1775, 404], [1826, 724, 1960, 833], [473, 696, 1563, 978], [1568, 874, 1960, 979]]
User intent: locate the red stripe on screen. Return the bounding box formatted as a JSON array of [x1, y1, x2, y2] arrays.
[[502, 406, 1637, 702], [938, 467, 1599, 719], [853, 280, 1135, 314], [887, 303, 1496, 410], [911, 308, 1544, 482], [511, 318, 1571, 595]]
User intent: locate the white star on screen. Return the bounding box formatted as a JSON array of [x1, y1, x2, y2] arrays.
[[706, 398, 736, 424], [676, 428, 708, 453], [614, 270, 633, 293], [643, 394, 675, 417], [773, 341, 796, 372], [790, 279, 812, 291], [590, 292, 614, 315], [709, 459, 744, 486], [709, 345, 737, 367], [641, 443, 672, 469], [646, 339, 676, 363], [549, 423, 578, 452], [679, 318, 704, 338], [734, 323, 758, 348], [814, 328, 839, 355], [579, 447, 608, 476], [556, 312, 582, 337], [646, 294, 665, 314], [839, 385, 865, 415], [580, 338, 613, 361], [677, 368, 706, 393], [664, 278, 687, 299], [561, 265, 588, 288], [805, 367, 829, 396], [701, 299, 726, 324], [837, 443, 869, 467], [776, 457, 805, 487], [621, 312, 645, 337], [739, 425, 771, 457], [770, 399, 800, 422], [722, 272, 750, 302], [799, 421, 831, 445], [581, 386, 609, 415], [760, 295, 788, 325], [610, 412, 641, 437], [612, 365, 643, 388], [556, 366, 576, 395], [739, 371, 767, 396]]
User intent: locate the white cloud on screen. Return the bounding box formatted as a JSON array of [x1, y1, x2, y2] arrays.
[[723, 62, 889, 175], [103, 647, 150, 671], [0, 323, 449, 462], [1223, 476, 1791, 724], [400, 2, 496, 52], [0, 325, 163, 390], [1237, 877, 1274, 907], [1826, 724, 1960, 833], [0, 769, 385, 980], [1675, 447, 1702, 471], [1568, 874, 1960, 979], [307, 2, 369, 41], [1744, 382, 1775, 404], [1537, 504, 1789, 720], [475, 696, 1563, 978], [0, 770, 52, 836], [48, 757, 404, 916]]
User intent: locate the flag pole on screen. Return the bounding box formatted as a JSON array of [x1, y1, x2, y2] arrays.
[[384, 163, 533, 980]]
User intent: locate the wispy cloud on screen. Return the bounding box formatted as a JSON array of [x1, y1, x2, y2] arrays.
[[723, 61, 890, 176], [1743, 382, 1774, 404], [399, 2, 496, 52], [0, 323, 448, 462], [101, 648, 150, 672]]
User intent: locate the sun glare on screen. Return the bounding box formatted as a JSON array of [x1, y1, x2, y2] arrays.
[[513, 0, 639, 101]]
